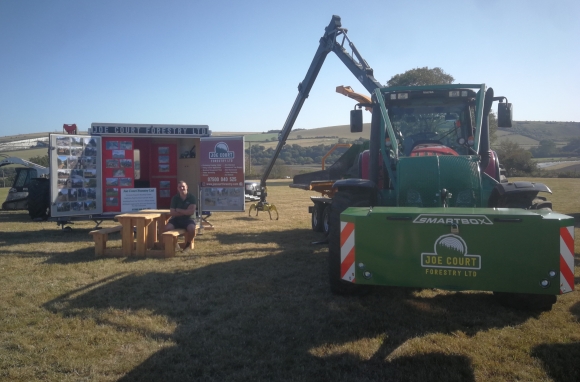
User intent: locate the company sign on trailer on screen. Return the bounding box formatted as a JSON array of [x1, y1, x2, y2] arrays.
[[199, 136, 245, 212]]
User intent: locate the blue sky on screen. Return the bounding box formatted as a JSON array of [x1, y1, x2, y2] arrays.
[[1, 0, 578, 136]]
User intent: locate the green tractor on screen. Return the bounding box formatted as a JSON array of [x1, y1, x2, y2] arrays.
[[328, 84, 574, 310], [259, 15, 574, 310]]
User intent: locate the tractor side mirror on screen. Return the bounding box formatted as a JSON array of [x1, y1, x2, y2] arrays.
[[497, 102, 513, 128], [350, 109, 363, 133]]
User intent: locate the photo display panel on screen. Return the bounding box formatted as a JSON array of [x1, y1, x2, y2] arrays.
[[50, 134, 103, 217]]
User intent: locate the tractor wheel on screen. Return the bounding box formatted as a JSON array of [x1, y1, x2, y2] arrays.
[[311, 203, 324, 232], [27, 178, 50, 221], [322, 205, 330, 236], [328, 190, 370, 295], [531, 196, 552, 210]]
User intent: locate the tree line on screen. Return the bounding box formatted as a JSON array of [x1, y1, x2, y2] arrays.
[[246, 140, 367, 167]]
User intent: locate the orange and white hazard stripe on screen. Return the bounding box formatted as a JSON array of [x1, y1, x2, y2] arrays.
[[560, 226, 575, 294], [340, 221, 356, 283]]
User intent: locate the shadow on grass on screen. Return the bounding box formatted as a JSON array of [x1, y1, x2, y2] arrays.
[[531, 342, 580, 382], [42, 228, 551, 381], [0, 225, 100, 263]]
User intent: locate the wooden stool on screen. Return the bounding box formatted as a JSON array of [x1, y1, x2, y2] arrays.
[[89, 226, 123, 256], [161, 229, 195, 257]]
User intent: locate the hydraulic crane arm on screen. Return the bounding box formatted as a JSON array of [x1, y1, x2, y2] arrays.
[[259, 15, 382, 201], [336, 85, 372, 111]]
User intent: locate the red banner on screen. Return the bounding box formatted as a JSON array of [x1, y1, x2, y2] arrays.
[[200, 137, 244, 187]]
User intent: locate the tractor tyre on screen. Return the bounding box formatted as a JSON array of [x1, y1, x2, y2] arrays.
[[27, 178, 50, 221], [322, 205, 330, 236], [531, 196, 552, 211], [328, 190, 370, 295], [311, 203, 324, 232]]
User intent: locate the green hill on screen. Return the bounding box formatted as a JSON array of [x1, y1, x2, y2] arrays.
[[1, 121, 579, 153], [496, 121, 580, 148]]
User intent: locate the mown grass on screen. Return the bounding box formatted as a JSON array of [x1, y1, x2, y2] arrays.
[[0, 147, 48, 161], [0, 178, 579, 381]]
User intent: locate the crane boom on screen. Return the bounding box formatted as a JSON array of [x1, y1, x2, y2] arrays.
[[259, 15, 382, 201], [335, 85, 372, 111]]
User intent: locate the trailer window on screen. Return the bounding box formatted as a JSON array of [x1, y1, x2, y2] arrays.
[[134, 149, 140, 179]]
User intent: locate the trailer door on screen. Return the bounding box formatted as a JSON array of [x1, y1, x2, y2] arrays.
[[49, 134, 103, 217]]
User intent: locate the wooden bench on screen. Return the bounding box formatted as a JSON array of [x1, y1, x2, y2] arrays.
[[161, 229, 195, 257], [89, 226, 123, 256]]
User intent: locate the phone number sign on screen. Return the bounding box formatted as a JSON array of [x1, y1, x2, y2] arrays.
[[200, 136, 245, 187]]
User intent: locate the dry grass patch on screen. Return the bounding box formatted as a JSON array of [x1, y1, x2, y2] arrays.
[[0, 178, 579, 381]]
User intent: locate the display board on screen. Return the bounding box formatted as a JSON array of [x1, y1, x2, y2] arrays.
[[121, 188, 157, 212], [102, 137, 134, 213], [199, 136, 245, 211], [50, 134, 103, 217]]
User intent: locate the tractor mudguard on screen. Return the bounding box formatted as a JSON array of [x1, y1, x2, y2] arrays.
[[488, 181, 552, 209], [492, 181, 552, 196], [338, 206, 575, 297]]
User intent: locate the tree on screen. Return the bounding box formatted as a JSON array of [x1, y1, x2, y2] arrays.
[[270, 161, 290, 179], [495, 140, 537, 176], [387, 67, 454, 87], [28, 154, 49, 167], [489, 112, 498, 145], [530, 140, 558, 158], [561, 138, 580, 154]]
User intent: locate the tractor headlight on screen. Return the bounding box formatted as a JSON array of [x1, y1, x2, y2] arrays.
[[389, 93, 409, 100], [449, 90, 460, 97]]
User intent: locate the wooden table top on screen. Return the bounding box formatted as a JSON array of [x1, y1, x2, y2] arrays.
[[115, 212, 163, 219]]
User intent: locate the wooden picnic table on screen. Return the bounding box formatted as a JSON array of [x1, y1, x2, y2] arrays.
[[115, 210, 170, 257]]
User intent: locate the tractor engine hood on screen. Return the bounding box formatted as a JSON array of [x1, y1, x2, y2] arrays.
[[396, 155, 483, 208]]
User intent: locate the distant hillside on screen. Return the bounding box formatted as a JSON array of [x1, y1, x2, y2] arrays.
[[510, 121, 580, 141], [245, 121, 580, 149], [0, 132, 51, 144], [496, 121, 580, 149], [1, 121, 579, 151]]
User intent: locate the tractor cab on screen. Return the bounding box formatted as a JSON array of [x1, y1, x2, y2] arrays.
[[2, 167, 39, 210]]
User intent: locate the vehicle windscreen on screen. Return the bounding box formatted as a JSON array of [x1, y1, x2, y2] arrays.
[[388, 101, 473, 156], [13, 168, 37, 188]]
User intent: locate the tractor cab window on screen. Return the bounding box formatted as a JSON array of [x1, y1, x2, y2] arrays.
[[13, 168, 37, 188], [388, 101, 473, 157]]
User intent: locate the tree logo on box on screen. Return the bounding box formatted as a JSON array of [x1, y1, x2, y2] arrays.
[[421, 234, 481, 270], [209, 142, 234, 159]]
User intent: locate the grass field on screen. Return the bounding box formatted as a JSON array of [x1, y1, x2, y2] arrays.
[[0, 147, 49, 162], [0, 178, 579, 381]]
